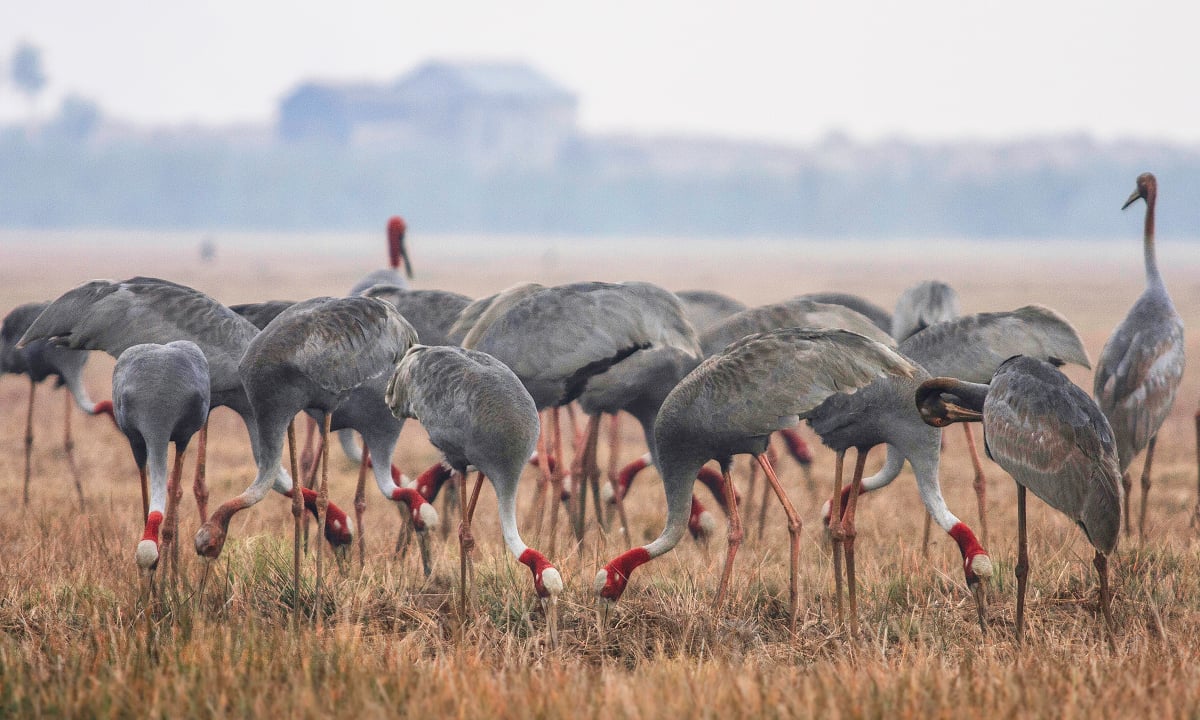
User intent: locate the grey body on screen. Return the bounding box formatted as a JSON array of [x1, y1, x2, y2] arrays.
[[700, 298, 895, 358], [113, 342, 210, 518], [675, 290, 747, 335], [982, 356, 1122, 554], [454, 282, 546, 349], [892, 280, 961, 342], [350, 268, 408, 296], [807, 305, 1091, 532], [796, 292, 893, 334], [2, 301, 99, 413], [362, 285, 473, 347], [471, 282, 701, 413], [230, 300, 296, 330]]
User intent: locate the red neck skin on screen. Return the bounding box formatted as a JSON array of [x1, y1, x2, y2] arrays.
[[93, 399, 119, 428], [519, 549, 557, 598], [142, 510, 164, 543], [415, 462, 454, 502], [779, 428, 813, 464], [366, 456, 405, 487], [949, 522, 987, 582], [615, 456, 650, 501], [694, 466, 739, 511], [687, 496, 707, 539], [828, 481, 871, 525], [391, 487, 431, 529], [284, 488, 353, 546], [599, 547, 652, 600], [387, 218, 406, 269], [197, 497, 250, 558], [530, 452, 559, 473]]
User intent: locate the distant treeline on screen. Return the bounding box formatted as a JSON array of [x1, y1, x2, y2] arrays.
[[3, 127, 1200, 238]]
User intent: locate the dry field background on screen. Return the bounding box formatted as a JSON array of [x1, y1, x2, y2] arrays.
[[2, 230, 1200, 718]]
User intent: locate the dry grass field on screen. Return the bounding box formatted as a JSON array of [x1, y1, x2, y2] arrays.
[[2, 230, 1199, 718]]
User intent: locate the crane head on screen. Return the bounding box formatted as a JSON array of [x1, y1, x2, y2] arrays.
[[915, 378, 983, 427], [1122, 172, 1156, 210], [136, 510, 164, 570], [194, 516, 229, 559], [687, 496, 717, 541], [594, 547, 652, 601], [386, 215, 414, 279]]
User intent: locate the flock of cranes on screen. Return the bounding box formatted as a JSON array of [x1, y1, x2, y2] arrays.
[[1, 175, 1191, 650]]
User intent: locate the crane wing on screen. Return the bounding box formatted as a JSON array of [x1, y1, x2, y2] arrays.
[[891, 280, 961, 341], [365, 287, 472, 347], [902, 305, 1091, 382], [700, 299, 895, 357]]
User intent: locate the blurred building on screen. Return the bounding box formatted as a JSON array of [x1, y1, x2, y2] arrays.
[[278, 61, 579, 170]]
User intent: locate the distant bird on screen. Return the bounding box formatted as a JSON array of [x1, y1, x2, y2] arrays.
[[386, 344, 563, 645], [891, 281, 961, 342], [891, 280, 992, 547], [18, 278, 354, 554], [1093, 173, 1185, 541], [674, 290, 747, 334], [349, 216, 414, 295], [112, 341, 210, 578], [797, 292, 893, 334], [194, 296, 432, 620], [595, 328, 917, 628], [2, 302, 115, 508], [469, 281, 699, 549], [812, 305, 1091, 633], [917, 355, 1121, 648]]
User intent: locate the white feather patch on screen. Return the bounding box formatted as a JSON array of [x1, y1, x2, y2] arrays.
[[135, 540, 159, 569]]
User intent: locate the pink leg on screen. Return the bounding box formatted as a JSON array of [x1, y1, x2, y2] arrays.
[[713, 466, 744, 611], [315, 414, 332, 628], [355, 442, 370, 568], [829, 450, 846, 625], [841, 449, 868, 636], [757, 453, 803, 630], [962, 423, 989, 548], [62, 390, 85, 510], [192, 422, 209, 523], [1138, 435, 1157, 543], [286, 421, 303, 629], [23, 381, 35, 506]]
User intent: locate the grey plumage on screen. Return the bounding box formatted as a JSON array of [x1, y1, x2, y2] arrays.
[[674, 290, 747, 335], [229, 300, 296, 330], [3, 301, 101, 413], [348, 216, 413, 295], [892, 280, 961, 342], [454, 282, 545, 350], [362, 285, 473, 347], [112, 341, 210, 570], [700, 298, 895, 358], [796, 292, 893, 333]]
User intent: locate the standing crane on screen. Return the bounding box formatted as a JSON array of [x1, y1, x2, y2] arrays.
[[812, 305, 1090, 634], [917, 355, 1121, 648], [594, 328, 917, 629], [386, 344, 563, 646], [2, 301, 115, 508], [113, 341, 210, 581], [349, 216, 414, 295], [1093, 173, 1185, 541], [18, 278, 354, 555], [193, 296, 432, 624]]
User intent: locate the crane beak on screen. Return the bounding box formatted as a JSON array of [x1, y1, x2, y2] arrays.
[[1122, 188, 1142, 210], [970, 578, 989, 634], [417, 530, 433, 577], [332, 542, 350, 573], [542, 595, 559, 649]]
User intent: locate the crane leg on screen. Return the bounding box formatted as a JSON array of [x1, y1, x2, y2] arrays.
[[963, 423, 989, 548], [547, 407, 566, 557], [1094, 551, 1116, 653], [713, 465, 744, 612], [1193, 410, 1200, 530], [1120, 472, 1132, 539], [1015, 484, 1029, 644], [755, 441, 777, 541], [354, 443, 370, 569], [299, 415, 317, 482], [756, 453, 803, 631], [162, 446, 186, 584], [570, 414, 600, 541], [842, 449, 868, 637], [139, 464, 150, 522], [529, 411, 553, 542], [62, 390, 85, 511], [745, 456, 760, 540], [192, 422, 209, 524], [829, 450, 846, 626], [286, 421, 303, 631], [1138, 436, 1157, 543], [583, 415, 607, 543], [23, 380, 36, 506], [603, 413, 622, 531], [302, 429, 326, 553], [458, 471, 486, 620], [315, 413, 332, 628]]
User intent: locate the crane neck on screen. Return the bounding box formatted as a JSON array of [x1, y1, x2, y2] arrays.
[[1142, 190, 1163, 289]]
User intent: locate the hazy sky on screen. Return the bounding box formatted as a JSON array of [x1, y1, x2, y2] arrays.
[[2, 0, 1197, 145]]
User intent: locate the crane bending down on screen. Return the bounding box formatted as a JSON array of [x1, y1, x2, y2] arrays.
[[595, 328, 917, 628], [812, 305, 1090, 633], [918, 356, 1122, 648], [18, 278, 354, 555], [194, 296, 432, 619], [386, 344, 563, 645], [2, 301, 116, 508], [1093, 173, 1185, 540], [113, 341, 210, 578], [892, 280, 995, 548], [349, 216, 414, 295]]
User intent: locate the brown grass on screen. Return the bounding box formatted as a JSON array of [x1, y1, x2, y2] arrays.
[[2, 231, 1200, 718]]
